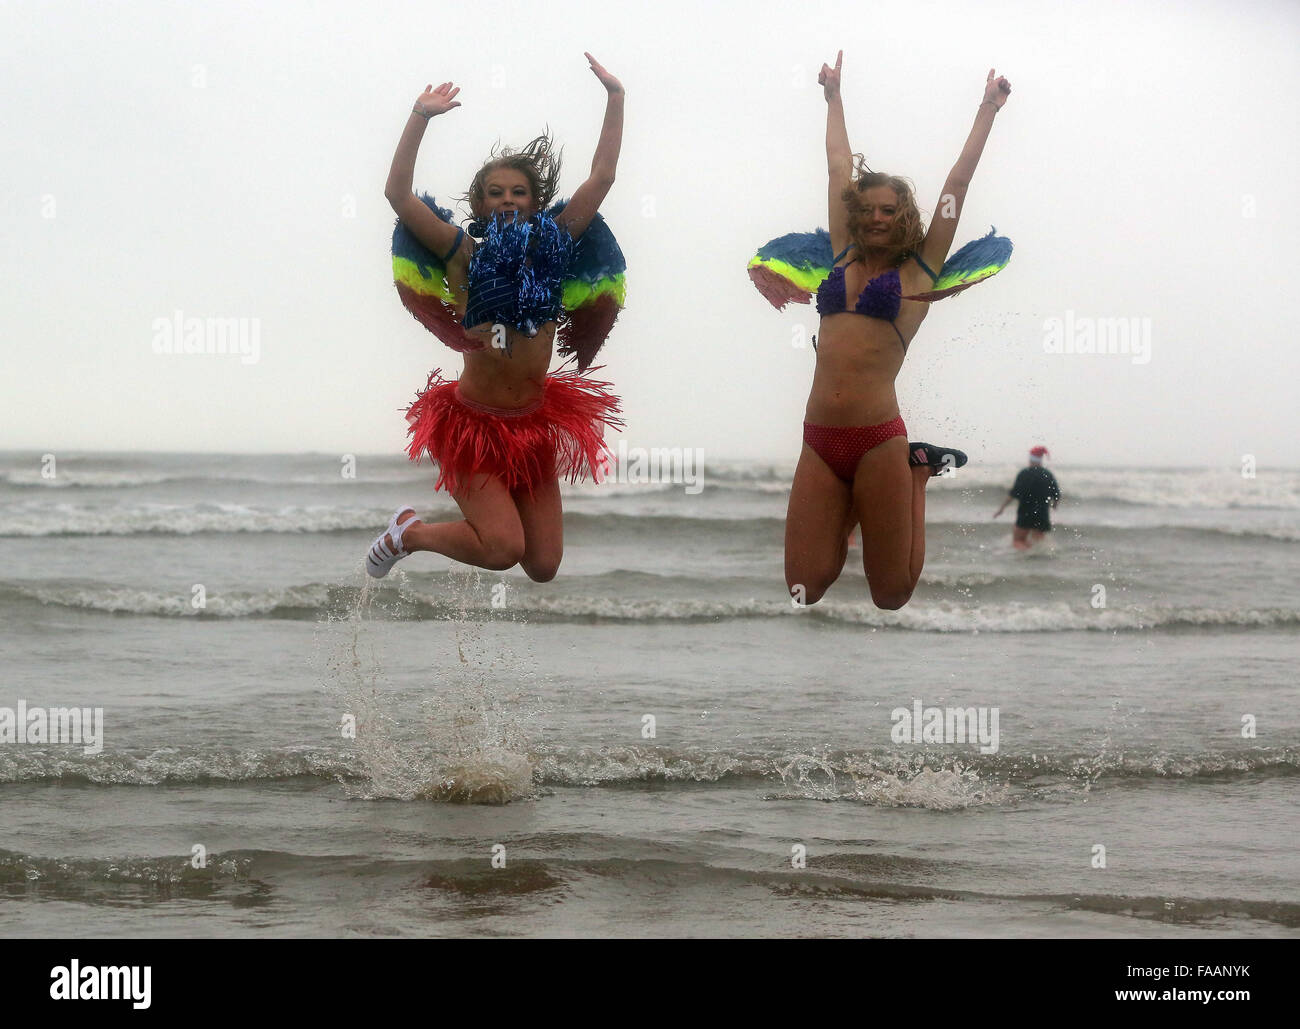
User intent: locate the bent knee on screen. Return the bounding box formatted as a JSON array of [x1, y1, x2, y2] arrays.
[[871, 587, 913, 611], [522, 558, 561, 583], [786, 576, 830, 607], [483, 552, 523, 571]]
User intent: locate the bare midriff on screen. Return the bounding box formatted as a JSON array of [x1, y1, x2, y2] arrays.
[[805, 264, 930, 426], [456, 322, 555, 409], [440, 248, 555, 409]]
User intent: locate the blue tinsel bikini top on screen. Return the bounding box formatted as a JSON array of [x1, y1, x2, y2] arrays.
[[815, 245, 938, 345], [458, 211, 575, 341]]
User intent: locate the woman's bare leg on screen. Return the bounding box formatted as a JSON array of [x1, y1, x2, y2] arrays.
[[512, 476, 564, 582], [907, 463, 933, 587], [399, 475, 527, 571], [851, 437, 928, 610], [785, 443, 855, 605]]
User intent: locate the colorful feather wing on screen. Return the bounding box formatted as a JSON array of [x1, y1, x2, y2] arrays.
[[391, 194, 482, 352], [747, 229, 834, 310], [902, 227, 1013, 301], [548, 200, 627, 372]]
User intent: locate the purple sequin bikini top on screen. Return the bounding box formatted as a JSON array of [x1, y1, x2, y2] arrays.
[[815, 246, 938, 346], [815, 264, 903, 322]]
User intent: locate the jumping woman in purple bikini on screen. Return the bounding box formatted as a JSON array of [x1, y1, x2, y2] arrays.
[[753, 53, 1012, 611]]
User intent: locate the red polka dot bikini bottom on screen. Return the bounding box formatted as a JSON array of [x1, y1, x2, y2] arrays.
[[802, 416, 908, 482]]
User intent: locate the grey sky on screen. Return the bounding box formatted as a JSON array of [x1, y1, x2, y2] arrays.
[[3, 0, 1298, 468]]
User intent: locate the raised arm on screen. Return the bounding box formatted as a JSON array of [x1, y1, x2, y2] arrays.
[[820, 51, 854, 263], [384, 82, 466, 262], [555, 54, 624, 240], [919, 69, 1011, 272]]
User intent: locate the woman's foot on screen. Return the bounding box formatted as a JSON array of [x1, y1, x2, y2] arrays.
[[365, 506, 420, 578], [908, 442, 968, 478]]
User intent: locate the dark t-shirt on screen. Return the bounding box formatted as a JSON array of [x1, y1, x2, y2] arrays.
[[1010, 466, 1061, 530]]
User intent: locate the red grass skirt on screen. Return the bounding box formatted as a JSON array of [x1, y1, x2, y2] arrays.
[[404, 368, 624, 495]]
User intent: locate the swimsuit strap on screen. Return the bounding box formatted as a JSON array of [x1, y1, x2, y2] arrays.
[[439, 226, 465, 264], [832, 244, 854, 265], [907, 250, 939, 282]]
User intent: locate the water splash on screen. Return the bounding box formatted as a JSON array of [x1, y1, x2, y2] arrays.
[[774, 749, 1008, 808], [845, 762, 1008, 809], [1073, 697, 1126, 798], [314, 563, 539, 804], [774, 752, 841, 801]]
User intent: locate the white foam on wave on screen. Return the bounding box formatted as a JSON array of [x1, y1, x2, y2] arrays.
[[16, 579, 1300, 633], [0, 746, 348, 785], [919, 570, 1002, 588], [2, 470, 175, 489], [22, 582, 334, 617], [850, 765, 1009, 809], [0, 464, 436, 489], [1199, 523, 1300, 543], [938, 466, 1300, 511], [6, 504, 1294, 546], [773, 752, 1008, 808], [2, 738, 1290, 788], [825, 600, 1300, 633], [393, 584, 786, 624], [526, 593, 779, 622], [533, 744, 753, 786], [0, 502, 424, 537]]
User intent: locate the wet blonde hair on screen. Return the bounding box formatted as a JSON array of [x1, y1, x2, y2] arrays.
[[840, 155, 927, 262], [463, 132, 563, 220]]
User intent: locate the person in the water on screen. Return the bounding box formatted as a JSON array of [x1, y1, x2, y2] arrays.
[[994, 446, 1061, 549]]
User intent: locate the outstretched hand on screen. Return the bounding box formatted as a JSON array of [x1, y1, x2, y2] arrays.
[[984, 69, 1012, 108], [819, 50, 842, 101], [586, 53, 624, 94], [415, 81, 461, 117]]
